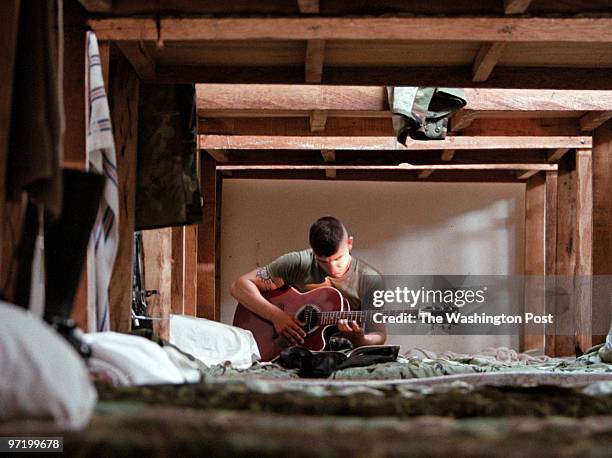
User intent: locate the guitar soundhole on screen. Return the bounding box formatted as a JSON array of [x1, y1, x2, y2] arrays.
[[296, 304, 320, 333]]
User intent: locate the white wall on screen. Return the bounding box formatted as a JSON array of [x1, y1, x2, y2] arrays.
[[220, 179, 524, 353]]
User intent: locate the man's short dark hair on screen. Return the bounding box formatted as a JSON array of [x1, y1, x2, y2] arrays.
[[309, 216, 347, 257]]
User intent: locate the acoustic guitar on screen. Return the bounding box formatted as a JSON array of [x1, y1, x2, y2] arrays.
[[233, 286, 430, 361]]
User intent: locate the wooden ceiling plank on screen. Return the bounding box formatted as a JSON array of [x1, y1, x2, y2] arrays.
[[200, 135, 592, 151], [297, 0, 319, 14], [325, 169, 336, 179], [321, 149, 335, 161], [504, 0, 533, 15], [547, 148, 570, 162], [225, 170, 521, 182], [441, 150, 456, 161], [196, 86, 612, 114], [305, 39, 325, 83], [90, 17, 612, 43], [78, 0, 112, 12], [116, 41, 156, 80], [472, 42, 507, 82], [206, 149, 229, 162], [579, 111, 612, 131], [451, 110, 478, 131], [309, 109, 327, 132], [217, 164, 557, 171], [517, 169, 540, 180], [89, 18, 157, 41]]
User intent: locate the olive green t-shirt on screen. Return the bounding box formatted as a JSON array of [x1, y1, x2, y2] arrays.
[[265, 249, 383, 311]]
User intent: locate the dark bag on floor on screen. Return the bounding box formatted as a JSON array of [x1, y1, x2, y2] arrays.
[[279, 345, 399, 378]]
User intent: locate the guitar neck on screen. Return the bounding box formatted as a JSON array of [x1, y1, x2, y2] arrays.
[[318, 309, 420, 326]]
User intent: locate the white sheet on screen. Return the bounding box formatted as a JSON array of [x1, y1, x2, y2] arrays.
[[0, 302, 96, 430], [82, 331, 201, 386], [169, 314, 260, 369]]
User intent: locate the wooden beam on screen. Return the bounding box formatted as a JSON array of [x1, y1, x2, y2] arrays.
[[217, 164, 557, 171], [224, 169, 520, 182], [451, 110, 478, 131], [196, 86, 612, 115], [206, 149, 229, 162], [592, 120, 612, 344], [297, 0, 319, 14], [197, 156, 220, 320], [90, 17, 612, 43], [305, 39, 325, 83], [157, 66, 612, 89], [523, 172, 545, 351], [547, 148, 570, 162], [441, 150, 455, 161], [116, 41, 156, 81], [575, 149, 593, 354], [78, 0, 112, 12], [108, 58, 140, 333], [309, 110, 327, 132], [579, 111, 612, 132], [504, 0, 532, 15], [472, 42, 507, 82], [321, 149, 335, 161], [517, 169, 540, 180], [200, 135, 592, 151]]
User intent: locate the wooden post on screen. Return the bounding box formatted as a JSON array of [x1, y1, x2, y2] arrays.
[[575, 149, 593, 353], [197, 155, 221, 320], [142, 228, 172, 339], [545, 149, 592, 356], [171, 226, 184, 315], [0, 0, 21, 301], [183, 225, 198, 316], [592, 120, 612, 344], [544, 171, 558, 355], [107, 56, 139, 332], [522, 172, 545, 351], [63, 0, 88, 327], [547, 153, 577, 356]]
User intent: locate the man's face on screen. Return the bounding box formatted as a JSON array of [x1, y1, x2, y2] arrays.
[[314, 236, 353, 278]]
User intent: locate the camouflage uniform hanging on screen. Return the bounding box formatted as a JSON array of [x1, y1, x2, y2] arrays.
[[136, 84, 202, 230], [387, 87, 467, 144]]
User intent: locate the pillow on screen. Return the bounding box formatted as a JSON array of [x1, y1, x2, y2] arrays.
[[0, 302, 96, 429]]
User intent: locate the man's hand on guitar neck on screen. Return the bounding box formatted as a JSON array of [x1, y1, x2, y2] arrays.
[[337, 319, 386, 347], [270, 309, 307, 346]]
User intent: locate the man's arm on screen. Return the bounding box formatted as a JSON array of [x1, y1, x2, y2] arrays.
[[230, 266, 306, 345]]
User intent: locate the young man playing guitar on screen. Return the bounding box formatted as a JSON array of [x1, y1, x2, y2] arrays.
[[230, 216, 386, 350]]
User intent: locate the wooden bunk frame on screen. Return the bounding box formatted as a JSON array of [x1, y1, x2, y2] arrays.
[[1, 0, 611, 357]]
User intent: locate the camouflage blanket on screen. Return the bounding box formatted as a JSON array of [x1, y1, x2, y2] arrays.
[[200, 345, 612, 381]]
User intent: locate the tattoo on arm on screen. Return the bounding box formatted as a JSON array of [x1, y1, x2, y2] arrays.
[[256, 267, 277, 291]]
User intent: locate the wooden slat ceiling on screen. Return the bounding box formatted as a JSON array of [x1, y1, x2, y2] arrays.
[[83, 0, 612, 89], [78, 0, 612, 180], [194, 85, 609, 182]]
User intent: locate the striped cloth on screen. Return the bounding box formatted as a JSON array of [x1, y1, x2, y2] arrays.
[[85, 31, 119, 331]]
